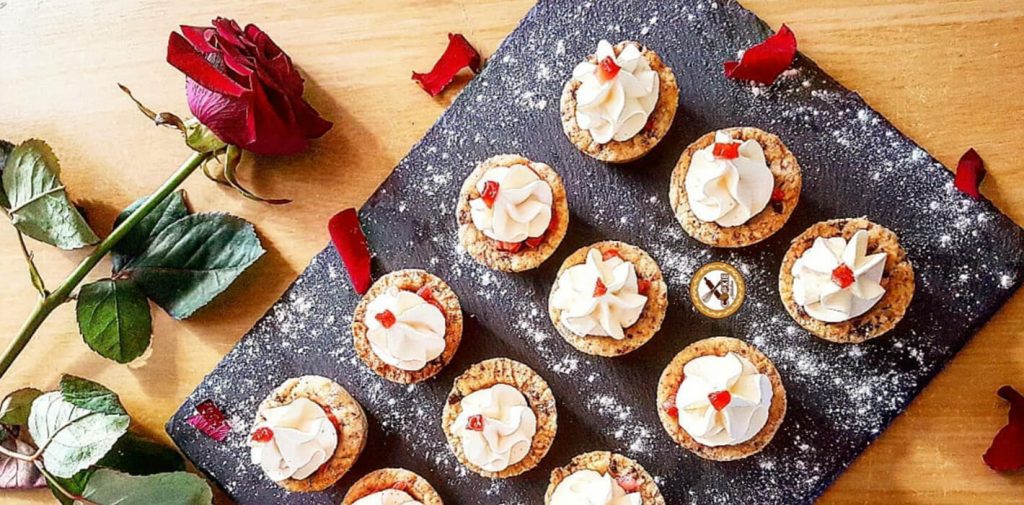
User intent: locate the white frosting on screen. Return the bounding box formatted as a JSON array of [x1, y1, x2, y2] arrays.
[[452, 384, 537, 472], [550, 249, 648, 339], [365, 287, 446, 371], [684, 131, 775, 227], [550, 470, 642, 505], [351, 490, 422, 505], [469, 163, 553, 243], [572, 40, 660, 144], [675, 352, 773, 447], [249, 398, 338, 481], [791, 230, 887, 323]]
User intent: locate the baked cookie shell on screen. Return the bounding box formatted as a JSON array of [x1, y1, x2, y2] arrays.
[[352, 269, 463, 383], [456, 154, 570, 272], [442, 358, 557, 478], [560, 41, 679, 163], [656, 337, 787, 461], [669, 127, 802, 247], [545, 451, 665, 505], [341, 468, 443, 505], [779, 217, 915, 343], [548, 241, 668, 357], [253, 375, 368, 492]]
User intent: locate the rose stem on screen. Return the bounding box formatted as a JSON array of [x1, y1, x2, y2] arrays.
[[0, 151, 210, 379]]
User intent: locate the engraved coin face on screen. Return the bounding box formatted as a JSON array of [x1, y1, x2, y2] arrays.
[[690, 262, 746, 319]]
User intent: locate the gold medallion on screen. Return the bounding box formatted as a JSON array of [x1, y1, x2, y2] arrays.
[[690, 261, 746, 319]]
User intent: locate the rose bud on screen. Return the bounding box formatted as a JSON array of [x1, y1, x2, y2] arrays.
[[166, 18, 332, 156]]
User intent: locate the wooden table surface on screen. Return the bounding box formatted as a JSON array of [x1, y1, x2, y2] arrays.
[[2, 0, 1022, 502]]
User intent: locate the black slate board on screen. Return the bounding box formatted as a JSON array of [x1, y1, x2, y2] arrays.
[[168, 1, 1024, 503]]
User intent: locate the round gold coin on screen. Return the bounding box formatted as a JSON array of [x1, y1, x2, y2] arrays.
[[689, 261, 746, 319]]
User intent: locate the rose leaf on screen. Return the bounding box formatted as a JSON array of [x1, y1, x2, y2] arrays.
[[120, 213, 264, 320], [0, 388, 43, 426], [110, 190, 190, 273], [0, 139, 13, 209], [0, 437, 45, 489], [47, 470, 91, 505], [58, 375, 128, 416], [98, 431, 186, 476], [76, 279, 153, 364], [80, 469, 213, 505], [1, 139, 99, 249]]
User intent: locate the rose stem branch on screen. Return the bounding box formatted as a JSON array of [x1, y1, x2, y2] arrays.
[[0, 151, 209, 379]]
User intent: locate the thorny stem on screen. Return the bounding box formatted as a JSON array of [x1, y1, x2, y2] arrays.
[[14, 229, 47, 297]]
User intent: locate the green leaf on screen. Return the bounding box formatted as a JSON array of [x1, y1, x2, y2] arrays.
[[58, 375, 127, 416], [0, 388, 42, 426], [0, 139, 13, 209], [98, 431, 185, 475], [122, 213, 264, 319], [81, 469, 212, 505], [110, 191, 189, 273], [1, 139, 99, 249], [76, 279, 153, 364], [47, 469, 91, 505], [27, 391, 129, 478]]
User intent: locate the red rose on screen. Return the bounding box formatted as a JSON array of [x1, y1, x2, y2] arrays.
[[166, 18, 332, 156]]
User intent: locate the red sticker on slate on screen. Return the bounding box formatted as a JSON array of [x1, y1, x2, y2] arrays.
[[954, 148, 985, 199], [328, 208, 373, 295], [412, 33, 482, 97], [724, 24, 798, 85], [983, 386, 1024, 472], [187, 399, 231, 442]]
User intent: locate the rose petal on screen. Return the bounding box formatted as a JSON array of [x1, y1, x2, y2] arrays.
[[724, 24, 798, 85], [411, 33, 482, 97], [167, 32, 246, 97], [187, 399, 231, 442], [328, 208, 373, 294], [955, 147, 986, 199], [983, 386, 1024, 472]]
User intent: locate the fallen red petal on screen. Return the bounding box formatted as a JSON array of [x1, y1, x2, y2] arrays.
[[328, 208, 373, 295], [724, 24, 798, 85], [411, 33, 482, 97], [984, 386, 1024, 472], [955, 148, 986, 199], [187, 400, 231, 442]]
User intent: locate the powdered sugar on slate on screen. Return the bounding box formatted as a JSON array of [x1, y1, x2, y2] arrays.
[[169, 1, 1024, 504]]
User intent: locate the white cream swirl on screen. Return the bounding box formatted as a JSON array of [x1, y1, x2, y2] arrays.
[[365, 287, 446, 371], [469, 163, 553, 243], [572, 40, 660, 144], [249, 398, 338, 481], [452, 384, 537, 472], [550, 249, 648, 339], [791, 230, 887, 323], [351, 490, 422, 505], [684, 131, 775, 227], [550, 470, 642, 505], [676, 352, 773, 447]]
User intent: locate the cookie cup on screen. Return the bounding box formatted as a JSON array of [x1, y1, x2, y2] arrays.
[[253, 375, 368, 492], [548, 241, 668, 357], [352, 269, 463, 383], [656, 337, 786, 461], [779, 217, 915, 343], [341, 468, 443, 505], [545, 451, 665, 505], [456, 154, 569, 272], [669, 127, 801, 247], [560, 41, 679, 163], [442, 358, 557, 478]]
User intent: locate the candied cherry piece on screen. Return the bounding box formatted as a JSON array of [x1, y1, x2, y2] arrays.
[[525, 235, 545, 249], [712, 142, 740, 159], [321, 405, 340, 430], [481, 180, 500, 208], [616, 475, 641, 493], [596, 56, 621, 83], [637, 278, 651, 295], [602, 249, 621, 261], [831, 264, 855, 289], [708, 390, 732, 411], [496, 240, 523, 253], [771, 187, 785, 202], [251, 427, 274, 443], [593, 278, 608, 297], [662, 400, 679, 419], [375, 309, 397, 328], [467, 414, 485, 431]]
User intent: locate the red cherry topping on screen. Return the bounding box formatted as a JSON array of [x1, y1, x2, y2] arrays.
[[712, 142, 740, 159], [771, 187, 785, 202], [525, 235, 545, 249], [616, 475, 641, 492], [662, 400, 679, 419], [831, 264, 855, 289], [637, 278, 651, 296], [602, 249, 621, 261], [481, 180, 500, 208], [375, 309, 397, 328], [417, 286, 445, 312], [392, 481, 413, 493], [251, 427, 274, 443], [593, 278, 608, 297], [321, 405, 341, 430], [496, 240, 523, 253], [596, 56, 621, 82], [708, 390, 732, 411], [467, 414, 485, 432]]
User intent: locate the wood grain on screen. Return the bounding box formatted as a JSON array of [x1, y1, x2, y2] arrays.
[[1, 0, 1021, 503]]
